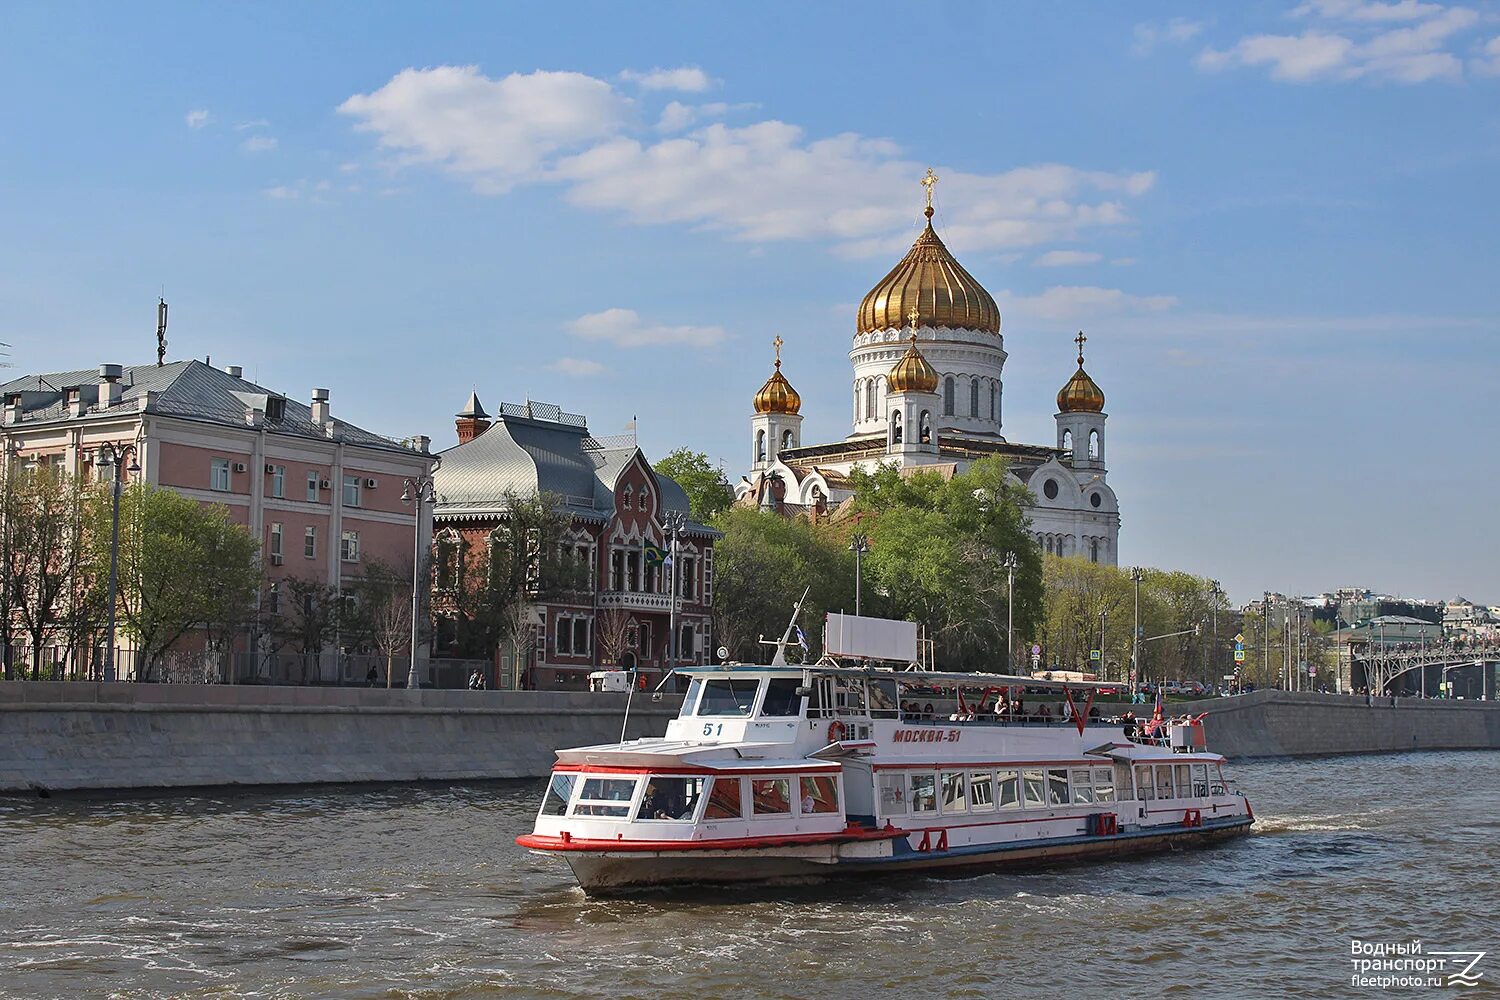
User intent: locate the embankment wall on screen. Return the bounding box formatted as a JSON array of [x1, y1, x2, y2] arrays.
[[1, 684, 1497, 793]]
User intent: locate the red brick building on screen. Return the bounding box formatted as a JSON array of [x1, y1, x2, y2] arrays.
[[431, 395, 717, 689]]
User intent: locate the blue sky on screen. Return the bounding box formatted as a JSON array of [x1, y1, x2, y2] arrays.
[[2, 1, 1497, 605]]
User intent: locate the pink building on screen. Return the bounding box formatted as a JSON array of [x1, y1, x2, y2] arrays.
[[1, 359, 435, 677]]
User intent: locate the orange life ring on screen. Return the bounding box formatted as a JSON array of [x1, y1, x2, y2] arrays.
[[827, 720, 847, 743]]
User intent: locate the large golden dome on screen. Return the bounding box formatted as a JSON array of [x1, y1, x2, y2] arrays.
[[888, 334, 940, 393], [754, 337, 801, 414], [1056, 332, 1105, 412], [856, 209, 1001, 336]]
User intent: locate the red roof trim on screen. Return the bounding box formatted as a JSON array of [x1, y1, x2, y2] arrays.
[[517, 824, 901, 853]]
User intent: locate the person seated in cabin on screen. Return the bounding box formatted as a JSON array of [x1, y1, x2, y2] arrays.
[[641, 782, 669, 819], [1121, 711, 1137, 739], [994, 694, 1009, 718], [1037, 703, 1052, 721], [923, 702, 936, 720]]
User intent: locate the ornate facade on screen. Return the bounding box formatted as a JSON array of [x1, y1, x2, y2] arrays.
[[736, 175, 1121, 564]]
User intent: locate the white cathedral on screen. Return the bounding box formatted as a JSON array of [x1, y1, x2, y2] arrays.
[[735, 179, 1121, 565]]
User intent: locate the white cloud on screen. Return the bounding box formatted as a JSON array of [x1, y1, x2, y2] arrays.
[[1035, 250, 1103, 267], [567, 308, 728, 348], [185, 109, 213, 129], [235, 119, 271, 131], [549, 357, 606, 376], [240, 135, 279, 153], [1002, 286, 1179, 321], [1195, 1, 1482, 82], [338, 66, 632, 192], [1475, 36, 1500, 75], [264, 185, 298, 200], [1133, 18, 1204, 55], [620, 66, 715, 92], [656, 100, 696, 132], [339, 66, 1155, 257]]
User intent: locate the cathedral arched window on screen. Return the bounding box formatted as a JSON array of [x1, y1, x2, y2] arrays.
[[781, 429, 794, 451], [890, 410, 903, 445], [970, 378, 979, 417], [989, 382, 996, 420], [756, 430, 766, 463], [865, 379, 876, 421], [1062, 429, 1073, 452], [919, 410, 932, 444], [1089, 429, 1100, 460], [1090, 538, 1099, 563], [943, 376, 955, 416]]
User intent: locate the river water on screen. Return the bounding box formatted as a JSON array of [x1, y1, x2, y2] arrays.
[[0, 752, 1496, 999]]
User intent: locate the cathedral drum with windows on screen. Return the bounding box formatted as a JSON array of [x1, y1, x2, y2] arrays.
[[736, 172, 1120, 562]]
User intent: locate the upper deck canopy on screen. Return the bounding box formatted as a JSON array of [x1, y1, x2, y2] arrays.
[[675, 664, 1117, 690]]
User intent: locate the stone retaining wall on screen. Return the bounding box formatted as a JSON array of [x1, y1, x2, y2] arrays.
[[1, 684, 1496, 794]]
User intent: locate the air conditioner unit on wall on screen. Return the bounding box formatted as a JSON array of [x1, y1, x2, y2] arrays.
[[319, 479, 331, 490], [265, 463, 276, 474], [364, 478, 377, 489], [233, 462, 247, 473]]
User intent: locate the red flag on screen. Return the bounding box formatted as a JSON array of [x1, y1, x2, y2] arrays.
[[1152, 686, 1164, 724]]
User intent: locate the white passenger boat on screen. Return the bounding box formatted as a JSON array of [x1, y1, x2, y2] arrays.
[[518, 614, 1254, 893]]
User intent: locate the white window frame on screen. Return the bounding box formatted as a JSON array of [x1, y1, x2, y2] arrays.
[[342, 474, 361, 508], [304, 525, 317, 560], [340, 529, 360, 563], [210, 458, 231, 492], [269, 522, 283, 559], [306, 471, 319, 502], [270, 465, 285, 498]]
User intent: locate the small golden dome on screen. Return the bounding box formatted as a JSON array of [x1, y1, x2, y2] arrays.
[[754, 337, 801, 414], [888, 333, 940, 393], [856, 212, 1001, 336], [1057, 331, 1105, 412]]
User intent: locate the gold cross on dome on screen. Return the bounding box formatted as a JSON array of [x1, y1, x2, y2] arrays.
[[907, 306, 921, 331], [1075, 330, 1087, 365], [773, 335, 783, 366], [921, 168, 938, 210]]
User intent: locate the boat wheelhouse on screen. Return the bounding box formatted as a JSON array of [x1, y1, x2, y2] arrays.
[[519, 657, 1254, 892]]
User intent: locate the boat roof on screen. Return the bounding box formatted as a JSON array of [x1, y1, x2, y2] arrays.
[[676, 663, 1118, 690], [554, 739, 838, 770]]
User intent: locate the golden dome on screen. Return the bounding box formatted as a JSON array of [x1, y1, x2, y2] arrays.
[[856, 210, 1001, 336], [888, 333, 940, 393], [754, 336, 801, 414], [1056, 332, 1105, 412]]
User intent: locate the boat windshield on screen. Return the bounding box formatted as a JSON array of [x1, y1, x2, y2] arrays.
[[760, 678, 803, 717], [698, 679, 759, 716]]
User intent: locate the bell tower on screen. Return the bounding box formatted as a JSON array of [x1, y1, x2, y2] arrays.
[[751, 336, 803, 471], [1055, 332, 1106, 472]]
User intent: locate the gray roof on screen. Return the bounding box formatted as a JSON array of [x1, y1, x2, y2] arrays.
[[433, 401, 711, 534], [0, 360, 423, 455]]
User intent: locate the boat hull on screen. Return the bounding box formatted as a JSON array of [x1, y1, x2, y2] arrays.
[[549, 817, 1253, 893]]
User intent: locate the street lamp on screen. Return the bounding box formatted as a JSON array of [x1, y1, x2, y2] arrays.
[[1131, 566, 1144, 699], [96, 442, 139, 682], [400, 469, 438, 691], [1098, 608, 1108, 680], [849, 533, 869, 617], [663, 509, 688, 678], [1003, 551, 1018, 671], [1209, 580, 1222, 685]]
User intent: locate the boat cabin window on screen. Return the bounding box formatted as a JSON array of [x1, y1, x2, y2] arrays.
[[1093, 767, 1116, 802], [969, 771, 995, 812], [835, 678, 867, 716], [1155, 764, 1175, 799], [704, 777, 743, 819], [1190, 764, 1209, 797], [868, 678, 900, 718], [1022, 769, 1046, 807], [879, 773, 906, 814], [940, 771, 968, 814], [680, 678, 703, 718], [1211, 765, 1228, 795], [570, 777, 639, 818], [751, 778, 792, 816], [636, 776, 705, 821], [760, 678, 804, 717], [910, 773, 938, 814], [1136, 766, 1155, 801], [540, 773, 576, 817], [800, 776, 840, 814], [1175, 764, 1192, 796], [1047, 769, 1070, 805], [698, 679, 759, 717], [1071, 768, 1095, 804], [996, 769, 1021, 809]]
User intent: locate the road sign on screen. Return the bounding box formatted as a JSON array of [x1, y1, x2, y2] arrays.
[[1234, 649, 1246, 663], [1306, 663, 1315, 676], [1234, 633, 1245, 644], [1090, 649, 1101, 661], [1032, 644, 1041, 656]]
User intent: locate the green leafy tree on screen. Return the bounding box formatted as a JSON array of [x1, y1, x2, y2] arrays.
[[11, 470, 95, 679], [848, 456, 1042, 671], [91, 484, 259, 681], [654, 449, 735, 523]]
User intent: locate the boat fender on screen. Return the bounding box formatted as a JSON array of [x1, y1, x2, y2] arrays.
[[827, 720, 847, 743]]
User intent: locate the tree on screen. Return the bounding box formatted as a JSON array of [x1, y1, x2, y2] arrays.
[[12, 470, 94, 679], [273, 576, 341, 681], [596, 607, 634, 669], [351, 559, 413, 687], [654, 449, 734, 523], [847, 456, 1042, 671], [91, 484, 259, 681]]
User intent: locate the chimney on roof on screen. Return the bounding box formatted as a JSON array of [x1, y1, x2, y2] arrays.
[[311, 387, 330, 426], [226, 365, 243, 379], [455, 390, 490, 444], [99, 364, 123, 409], [411, 434, 431, 454]]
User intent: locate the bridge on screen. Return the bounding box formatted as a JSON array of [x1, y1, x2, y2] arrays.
[[1355, 641, 1500, 698]]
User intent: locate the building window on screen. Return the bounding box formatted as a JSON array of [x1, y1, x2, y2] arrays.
[[1089, 429, 1100, 460], [1043, 478, 1059, 500], [943, 376, 955, 416], [638, 621, 652, 657], [781, 429, 793, 451], [919, 410, 932, 444], [610, 549, 625, 591], [680, 624, 694, 660], [307, 471, 320, 502], [269, 522, 283, 560], [556, 617, 572, 655], [755, 430, 766, 463], [1062, 429, 1073, 452], [890, 410, 902, 445], [970, 378, 979, 417], [435, 534, 459, 590], [304, 526, 317, 560], [270, 465, 285, 498], [574, 618, 590, 657], [680, 555, 697, 600], [1090, 492, 1102, 509], [1090, 538, 1100, 563], [267, 582, 281, 616], [341, 530, 360, 563], [989, 383, 996, 420], [343, 475, 361, 507], [703, 548, 713, 605], [211, 458, 231, 492]]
